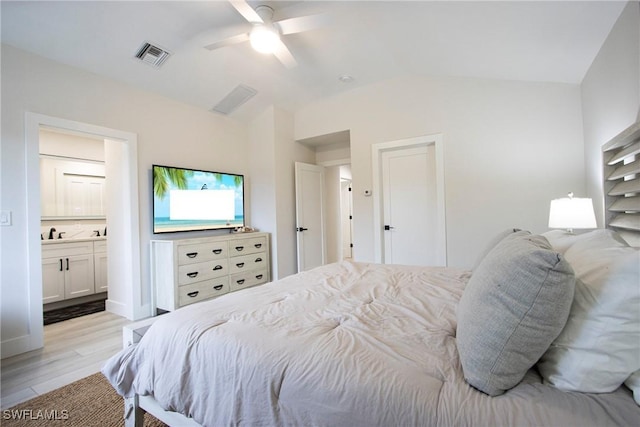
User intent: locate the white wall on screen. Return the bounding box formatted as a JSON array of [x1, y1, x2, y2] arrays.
[[581, 1, 640, 225], [295, 75, 585, 268], [39, 129, 105, 161], [1, 45, 248, 357]]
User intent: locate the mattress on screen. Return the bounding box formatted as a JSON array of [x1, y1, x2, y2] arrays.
[[103, 261, 639, 426]]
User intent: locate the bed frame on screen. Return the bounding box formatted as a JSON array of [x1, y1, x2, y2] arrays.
[[122, 318, 201, 427]]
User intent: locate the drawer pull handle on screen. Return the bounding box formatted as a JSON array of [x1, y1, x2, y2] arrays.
[[187, 272, 198, 278], [256, 274, 263, 280], [213, 265, 223, 271], [236, 279, 245, 285], [186, 252, 198, 258], [213, 285, 224, 291], [212, 249, 222, 254], [254, 243, 262, 248], [236, 262, 245, 268], [235, 246, 244, 251], [59, 259, 63, 272], [187, 291, 199, 298], [255, 257, 263, 263]]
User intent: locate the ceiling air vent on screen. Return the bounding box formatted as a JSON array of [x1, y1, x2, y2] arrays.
[[135, 42, 171, 68], [211, 85, 257, 115]]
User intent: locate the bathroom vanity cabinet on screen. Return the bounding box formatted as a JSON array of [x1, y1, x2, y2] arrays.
[[42, 239, 107, 304]]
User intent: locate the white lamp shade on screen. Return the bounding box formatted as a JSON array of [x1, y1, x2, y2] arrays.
[[548, 197, 597, 229]]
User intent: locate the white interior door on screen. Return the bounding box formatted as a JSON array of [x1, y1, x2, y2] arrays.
[[295, 162, 326, 272], [381, 145, 439, 266]]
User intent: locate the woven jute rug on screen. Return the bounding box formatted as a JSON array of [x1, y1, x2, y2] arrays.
[[2, 373, 168, 427]]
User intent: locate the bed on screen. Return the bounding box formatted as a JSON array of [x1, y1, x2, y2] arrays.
[[103, 229, 640, 426]]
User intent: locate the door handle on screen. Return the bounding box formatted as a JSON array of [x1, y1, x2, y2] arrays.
[[296, 227, 308, 232], [384, 225, 394, 231]]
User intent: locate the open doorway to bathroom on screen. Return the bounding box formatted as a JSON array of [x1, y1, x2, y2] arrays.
[[39, 128, 109, 324], [16, 112, 141, 358]]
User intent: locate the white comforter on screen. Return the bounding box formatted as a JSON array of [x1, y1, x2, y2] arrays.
[[103, 261, 639, 426]]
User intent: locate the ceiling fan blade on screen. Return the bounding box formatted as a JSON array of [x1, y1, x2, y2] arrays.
[[230, 0, 263, 23], [272, 39, 297, 69], [204, 33, 250, 51], [276, 13, 330, 35]]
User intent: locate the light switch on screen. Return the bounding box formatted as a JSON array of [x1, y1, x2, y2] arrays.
[[0, 210, 12, 226]]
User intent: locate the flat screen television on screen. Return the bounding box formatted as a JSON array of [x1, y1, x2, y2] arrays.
[[152, 164, 244, 234]]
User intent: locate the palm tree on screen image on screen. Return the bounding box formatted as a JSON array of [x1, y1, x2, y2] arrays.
[[213, 173, 243, 187], [154, 167, 193, 199]]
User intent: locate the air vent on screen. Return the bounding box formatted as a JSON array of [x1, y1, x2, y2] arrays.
[[211, 85, 257, 115], [135, 42, 171, 68]]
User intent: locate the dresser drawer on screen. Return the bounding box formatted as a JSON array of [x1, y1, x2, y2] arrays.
[[177, 259, 228, 285], [229, 269, 268, 292], [178, 277, 230, 307], [228, 236, 267, 257], [229, 252, 267, 274], [177, 241, 228, 265]]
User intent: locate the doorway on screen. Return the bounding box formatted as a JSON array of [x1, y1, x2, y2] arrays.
[[18, 112, 142, 356], [372, 134, 447, 266], [39, 128, 109, 324]]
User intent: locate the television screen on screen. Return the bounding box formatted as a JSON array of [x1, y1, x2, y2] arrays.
[[152, 164, 244, 234]]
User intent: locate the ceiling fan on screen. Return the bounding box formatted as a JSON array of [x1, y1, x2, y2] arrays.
[[203, 0, 329, 69]]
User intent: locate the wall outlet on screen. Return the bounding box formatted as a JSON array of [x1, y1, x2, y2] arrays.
[[0, 210, 12, 226]]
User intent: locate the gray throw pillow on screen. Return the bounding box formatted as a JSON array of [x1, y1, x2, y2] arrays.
[[457, 233, 575, 396], [472, 228, 527, 270]]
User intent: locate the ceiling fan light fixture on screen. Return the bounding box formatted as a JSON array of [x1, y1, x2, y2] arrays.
[[250, 25, 280, 54]]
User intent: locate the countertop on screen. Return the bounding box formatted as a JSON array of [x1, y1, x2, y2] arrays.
[[42, 236, 107, 245]]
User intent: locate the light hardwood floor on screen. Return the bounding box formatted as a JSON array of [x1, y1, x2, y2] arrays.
[[0, 311, 131, 409]]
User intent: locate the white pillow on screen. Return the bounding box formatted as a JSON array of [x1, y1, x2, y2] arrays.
[[538, 231, 640, 393], [542, 229, 627, 254], [625, 370, 640, 405]]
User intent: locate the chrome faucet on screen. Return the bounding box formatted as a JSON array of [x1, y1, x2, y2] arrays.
[[48, 227, 56, 240]]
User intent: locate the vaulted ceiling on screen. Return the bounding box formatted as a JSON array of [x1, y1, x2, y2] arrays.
[[1, 1, 627, 123]]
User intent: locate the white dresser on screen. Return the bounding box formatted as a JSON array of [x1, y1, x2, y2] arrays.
[[151, 232, 270, 311]]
